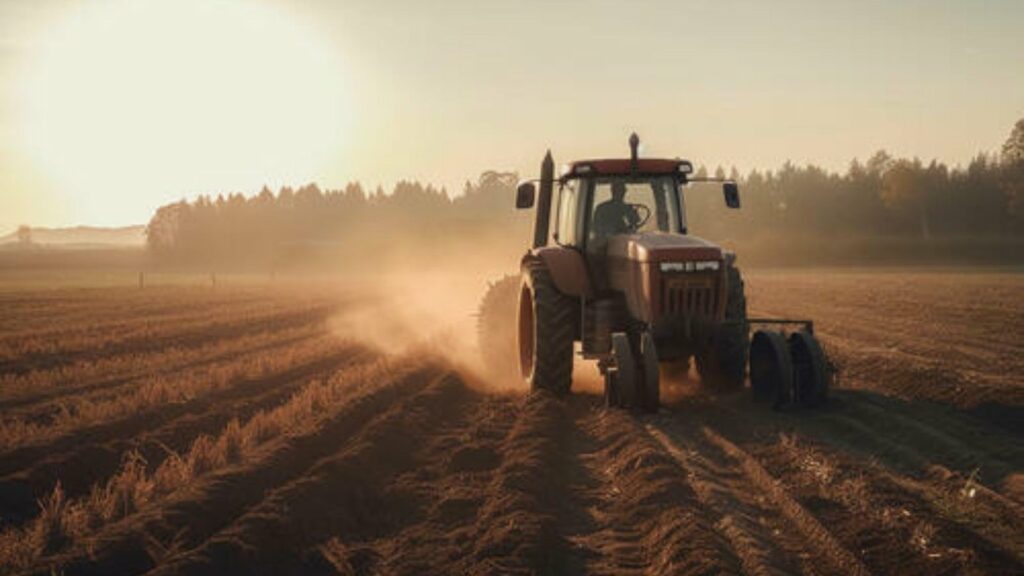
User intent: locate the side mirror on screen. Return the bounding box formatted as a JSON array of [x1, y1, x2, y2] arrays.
[[723, 181, 740, 209], [516, 182, 536, 209]]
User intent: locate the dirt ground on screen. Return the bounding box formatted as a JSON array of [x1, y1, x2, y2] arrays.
[[0, 268, 1021, 575]]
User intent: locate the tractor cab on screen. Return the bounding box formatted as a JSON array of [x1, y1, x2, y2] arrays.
[[557, 168, 684, 254], [515, 134, 741, 304], [516, 135, 740, 259]]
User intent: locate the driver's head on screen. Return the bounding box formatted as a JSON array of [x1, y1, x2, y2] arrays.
[[611, 181, 627, 201]]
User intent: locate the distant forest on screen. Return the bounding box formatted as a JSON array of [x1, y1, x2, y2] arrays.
[[147, 119, 1024, 268]]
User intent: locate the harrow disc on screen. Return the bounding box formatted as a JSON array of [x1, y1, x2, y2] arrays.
[[789, 330, 829, 407], [749, 330, 792, 409]]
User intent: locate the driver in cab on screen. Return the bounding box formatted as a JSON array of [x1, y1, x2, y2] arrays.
[[592, 181, 640, 238]]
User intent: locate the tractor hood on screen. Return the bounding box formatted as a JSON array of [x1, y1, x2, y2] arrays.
[[606, 232, 723, 263]]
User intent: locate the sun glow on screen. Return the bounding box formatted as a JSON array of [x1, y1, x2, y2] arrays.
[[15, 0, 350, 225]]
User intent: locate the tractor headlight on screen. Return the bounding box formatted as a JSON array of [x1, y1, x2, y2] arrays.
[[659, 260, 720, 273]]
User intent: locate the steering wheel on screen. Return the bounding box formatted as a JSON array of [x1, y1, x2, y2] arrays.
[[627, 204, 651, 230]]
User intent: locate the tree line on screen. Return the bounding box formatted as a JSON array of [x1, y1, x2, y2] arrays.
[[147, 119, 1024, 267], [145, 171, 527, 267]]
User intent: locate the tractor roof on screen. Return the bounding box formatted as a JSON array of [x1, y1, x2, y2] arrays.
[[563, 158, 693, 179]]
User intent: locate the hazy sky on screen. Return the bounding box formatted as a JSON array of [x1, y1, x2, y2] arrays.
[[0, 0, 1022, 231]]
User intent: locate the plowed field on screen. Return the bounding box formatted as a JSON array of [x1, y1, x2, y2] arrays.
[[1, 270, 1021, 575]]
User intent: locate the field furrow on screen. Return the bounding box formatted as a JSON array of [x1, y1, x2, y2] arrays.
[[0, 346, 372, 526], [0, 324, 325, 415], [4, 359, 440, 575], [0, 303, 336, 376], [647, 421, 844, 575], [558, 400, 741, 575], [0, 288, 267, 333], [669, 392, 1024, 574], [149, 370, 468, 575], [0, 269, 1020, 575], [311, 387, 518, 572], [0, 334, 355, 453]]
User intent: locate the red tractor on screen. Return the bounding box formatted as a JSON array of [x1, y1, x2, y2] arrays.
[[479, 135, 829, 412]]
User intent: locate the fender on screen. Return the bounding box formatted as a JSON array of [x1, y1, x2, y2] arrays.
[[523, 246, 591, 298]]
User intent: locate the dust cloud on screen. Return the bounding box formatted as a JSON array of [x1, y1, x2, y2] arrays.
[[322, 235, 618, 397], [326, 237, 525, 393]]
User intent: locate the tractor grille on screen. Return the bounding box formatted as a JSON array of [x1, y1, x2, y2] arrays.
[[662, 274, 719, 319]]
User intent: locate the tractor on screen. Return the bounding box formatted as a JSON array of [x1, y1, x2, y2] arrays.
[[478, 134, 829, 412]]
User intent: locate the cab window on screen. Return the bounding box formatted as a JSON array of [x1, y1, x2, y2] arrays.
[[554, 181, 583, 246], [587, 176, 680, 247]]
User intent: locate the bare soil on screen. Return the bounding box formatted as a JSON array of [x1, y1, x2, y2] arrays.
[[1, 269, 1021, 575]]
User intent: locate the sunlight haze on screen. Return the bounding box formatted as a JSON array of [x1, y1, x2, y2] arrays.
[[0, 0, 1022, 232]]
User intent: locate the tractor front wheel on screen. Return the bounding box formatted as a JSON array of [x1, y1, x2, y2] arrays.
[[519, 260, 576, 395], [639, 330, 661, 413]]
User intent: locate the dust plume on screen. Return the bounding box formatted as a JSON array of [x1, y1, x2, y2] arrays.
[[323, 236, 621, 396], [326, 240, 523, 393]]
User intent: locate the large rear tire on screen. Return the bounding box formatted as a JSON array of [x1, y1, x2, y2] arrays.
[[697, 265, 749, 391], [477, 274, 520, 379], [519, 260, 576, 395]]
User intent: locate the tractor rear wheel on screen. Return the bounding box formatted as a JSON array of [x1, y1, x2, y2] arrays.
[[697, 265, 749, 391], [519, 260, 576, 395], [477, 274, 520, 380]]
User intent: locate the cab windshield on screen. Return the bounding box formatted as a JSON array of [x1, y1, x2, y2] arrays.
[[587, 176, 681, 247]]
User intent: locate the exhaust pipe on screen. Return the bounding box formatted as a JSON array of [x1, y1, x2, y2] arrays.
[[532, 150, 555, 248]]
